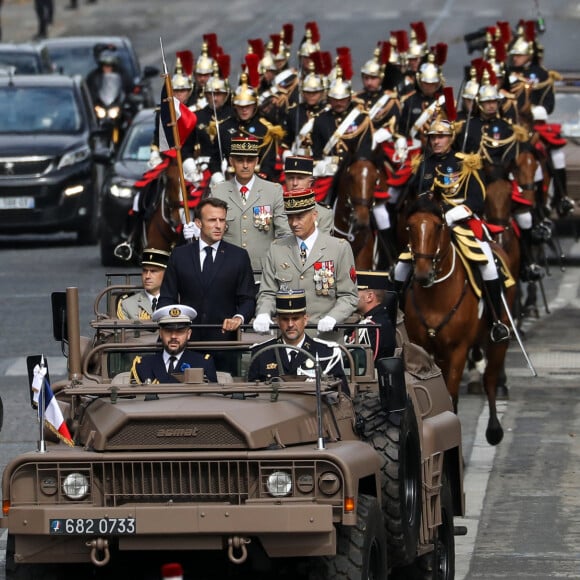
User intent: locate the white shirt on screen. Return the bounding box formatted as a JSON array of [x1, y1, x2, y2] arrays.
[[296, 229, 319, 260], [199, 240, 221, 268], [163, 351, 182, 372]]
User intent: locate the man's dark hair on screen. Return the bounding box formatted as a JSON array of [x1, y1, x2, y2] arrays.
[[195, 197, 228, 219]]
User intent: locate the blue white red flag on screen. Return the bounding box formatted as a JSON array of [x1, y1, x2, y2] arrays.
[[158, 84, 197, 152], [32, 360, 74, 447]]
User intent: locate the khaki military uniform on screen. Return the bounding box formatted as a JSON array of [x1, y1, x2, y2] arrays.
[[257, 232, 358, 324], [117, 291, 154, 320], [210, 176, 291, 272], [316, 203, 334, 235]]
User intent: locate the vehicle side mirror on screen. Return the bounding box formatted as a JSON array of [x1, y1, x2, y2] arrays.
[[142, 65, 160, 79], [26, 355, 51, 410], [93, 147, 113, 164], [51, 291, 67, 342], [376, 356, 407, 412]]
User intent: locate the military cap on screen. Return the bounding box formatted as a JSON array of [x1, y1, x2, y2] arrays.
[[284, 156, 313, 176], [276, 289, 307, 314], [152, 304, 197, 328], [230, 136, 259, 157], [356, 270, 390, 290], [283, 187, 316, 214], [141, 248, 171, 269]]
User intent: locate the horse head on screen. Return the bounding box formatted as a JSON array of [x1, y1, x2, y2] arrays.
[[512, 147, 538, 206], [406, 196, 451, 288], [338, 156, 378, 230]]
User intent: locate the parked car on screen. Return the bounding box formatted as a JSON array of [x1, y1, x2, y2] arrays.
[[38, 36, 159, 112], [0, 73, 107, 243], [98, 108, 155, 265], [0, 42, 55, 74]]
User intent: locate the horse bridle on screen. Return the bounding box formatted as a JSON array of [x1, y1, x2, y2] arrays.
[[407, 217, 451, 274]]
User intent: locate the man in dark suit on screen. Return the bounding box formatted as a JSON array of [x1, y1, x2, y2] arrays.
[[248, 289, 348, 394], [132, 304, 217, 384], [158, 198, 256, 371]]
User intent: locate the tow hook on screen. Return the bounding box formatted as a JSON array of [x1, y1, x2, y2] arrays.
[[86, 537, 110, 567], [227, 536, 251, 564]]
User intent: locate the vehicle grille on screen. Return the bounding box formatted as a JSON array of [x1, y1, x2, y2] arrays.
[[99, 460, 255, 506], [0, 157, 53, 177], [105, 420, 246, 449]]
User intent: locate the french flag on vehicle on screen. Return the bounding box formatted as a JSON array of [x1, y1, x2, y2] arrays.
[[32, 357, 74, 447], [158, 84, 197, 152]]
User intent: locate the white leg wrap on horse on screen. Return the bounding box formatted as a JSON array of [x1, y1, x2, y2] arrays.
[[478, 241, 498, 281], [132, 192, 141, 213], [551, 148, 566, 170], [372, 203, 391, 230], [534, 164, 544, 182], [387, 186, 401, 204], [394, 261, 411, 282], [515, 211, 533, 229]]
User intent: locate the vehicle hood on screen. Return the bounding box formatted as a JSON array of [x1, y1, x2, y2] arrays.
[[0, 133, 88, 157], [112, 158, 147, 181]]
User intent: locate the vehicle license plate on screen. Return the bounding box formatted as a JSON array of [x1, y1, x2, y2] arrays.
[[0, 197, 35, 210], [49, 517, 136, 535]]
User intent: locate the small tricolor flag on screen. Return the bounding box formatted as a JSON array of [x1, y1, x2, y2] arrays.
[[158, 84, 197, 152], [32, 359, 74, 447]]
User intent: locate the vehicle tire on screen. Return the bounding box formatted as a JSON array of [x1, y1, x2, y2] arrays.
[[354, 391, 422, 567], [5, 534, 60, 580], [307, 494, 388, 580]]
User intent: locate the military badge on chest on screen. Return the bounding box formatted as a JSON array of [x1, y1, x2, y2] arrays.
[[253, 205, 272, 231], [313, 261, 335, 295]]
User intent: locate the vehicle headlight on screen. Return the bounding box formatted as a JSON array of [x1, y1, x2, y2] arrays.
[[62, 472, 89, 500], [94, 105, 106, 119], [110, 182, 136, 199], [58, 145, 91, 169], [266, 471, 292, 497], [318, 471, 341, 496], [108, 106, 121, 120]]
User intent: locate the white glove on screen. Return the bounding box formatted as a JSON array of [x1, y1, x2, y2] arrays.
[[253, 313, 274, 333], [183, 158, 203, 186], [281, 149, 292, 162], [183, 221, 200, 241], [317, 316, 337, 333], [147, 149, 162, 169], [313, 159, 328, 177], [221, 157, 229, 174], [445, 205, 471, 226], [210, 172, 225, 187], [372, 127, 392, 148]]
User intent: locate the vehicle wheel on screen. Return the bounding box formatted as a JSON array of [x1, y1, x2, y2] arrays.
[[354, 391, 422, 567], [5, 534, 60, 580], [401, 473, 455, 580], [308, 494, 388, 579]]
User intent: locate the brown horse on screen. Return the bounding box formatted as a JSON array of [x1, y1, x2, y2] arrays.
[[333, 157, 379, 269], [403, 197, 515, 445]]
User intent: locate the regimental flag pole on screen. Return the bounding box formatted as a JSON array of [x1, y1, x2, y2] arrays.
[[160, 38, 191, 224]]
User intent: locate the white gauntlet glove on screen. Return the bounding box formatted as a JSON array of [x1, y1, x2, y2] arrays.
[[444, 205, 471, 226], [313, 159, 328, 177], [147, 149, 162, 169], [183, 158, 203, 186], [253, 313, 274, 333], [210, 172, 226, 187], [372, 127, 392, 148], [183, 221, 200, 241], [317, 316, 337, 333]]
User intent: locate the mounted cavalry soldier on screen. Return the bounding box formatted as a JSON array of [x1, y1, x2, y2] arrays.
[[393, 116, 512, 343]]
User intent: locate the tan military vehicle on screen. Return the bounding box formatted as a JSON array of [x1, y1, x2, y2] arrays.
[[2, 276, 464, 579]]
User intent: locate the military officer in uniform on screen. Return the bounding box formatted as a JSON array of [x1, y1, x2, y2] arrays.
[[209, 136, 290, 273], [352, 271, 397, 362], [117, 248, 170, 320], [248, 289, 348, 394], [254, 187, 358, 336], [132, 305, 217, 385]]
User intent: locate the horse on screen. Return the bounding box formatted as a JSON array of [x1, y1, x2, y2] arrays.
[[402, 196, 516, 445], [332, 155, 381, 269]]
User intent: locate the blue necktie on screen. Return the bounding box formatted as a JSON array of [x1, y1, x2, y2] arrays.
[[300, 241, 307, 265]]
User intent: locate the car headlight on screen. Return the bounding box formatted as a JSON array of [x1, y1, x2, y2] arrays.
[[58, 145, 91, 169], [62, 472, 89, 500], [108, 106, 121, 120], [266, 471, 292, 497], [110, 182, 136, 199]]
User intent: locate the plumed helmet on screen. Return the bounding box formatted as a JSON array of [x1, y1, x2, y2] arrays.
[[259, 52, 277, 74], [418, 55, 441, 85], [407, 40, 425, 60], [462, 67, 479, 100], [196, 43, 215, 75], [171, 57, 193, 91], [233, 73, 257, 106], [509, 36, 533, 56], [361, 47, 384, 78], [532, 105, 548, 122], [205, 62, 229, 94], [301, 63, 325, 92], [427, 116, 454, 136], [477, 70, 500, 102], [327, 66, 351, 99], [299, 23, 321, 57]]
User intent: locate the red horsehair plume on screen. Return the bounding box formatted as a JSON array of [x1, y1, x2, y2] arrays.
[[378, 41, 391, 65], [244, 53, 260, 88], [202, 33, 219, 59], [320, 51, 333, 76], [336, 47, 352, 80], [269, 34, 281, 55], [410, 21, 427, 44], [486, 26, 498, 39], [443, 87, 456, 122], [394, 30, 409, 53], [217, 53, 230, 79], [524, 20, 536, 42], [176, 50, 194, 77], [305, 21, 320, 44], [432, 42, 448, 66], [496, 21, 512, 45], [309, 51, 323, 74], [491, 39, 507, 63], [470, 57, 487, 81], [247, 38, 264, 59], [282, 23, 294, 46]]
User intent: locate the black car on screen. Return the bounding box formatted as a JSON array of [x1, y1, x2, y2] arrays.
[[0, 42, 55, 74], [38, 36, 159, 112], [0, 73, 107, 243], [99, 107, 155, 266]]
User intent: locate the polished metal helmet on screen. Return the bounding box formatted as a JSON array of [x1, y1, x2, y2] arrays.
[[299, 27, 320, 57], [233, 73, 258, 106], [477, 71, 500, 102], [407, 40, 425, 60], [327, 67, 351, 99], [196, 43, 215, 75], [259, 52, 277, 74], [462, 67, 479, 100], [427, 117, 454, 136], [509, 36, 533, 56], [171, 57, 193, 91], [418, 56, 441, 85], [301, 70, 325, 92], [360, 48, 383, 78]]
